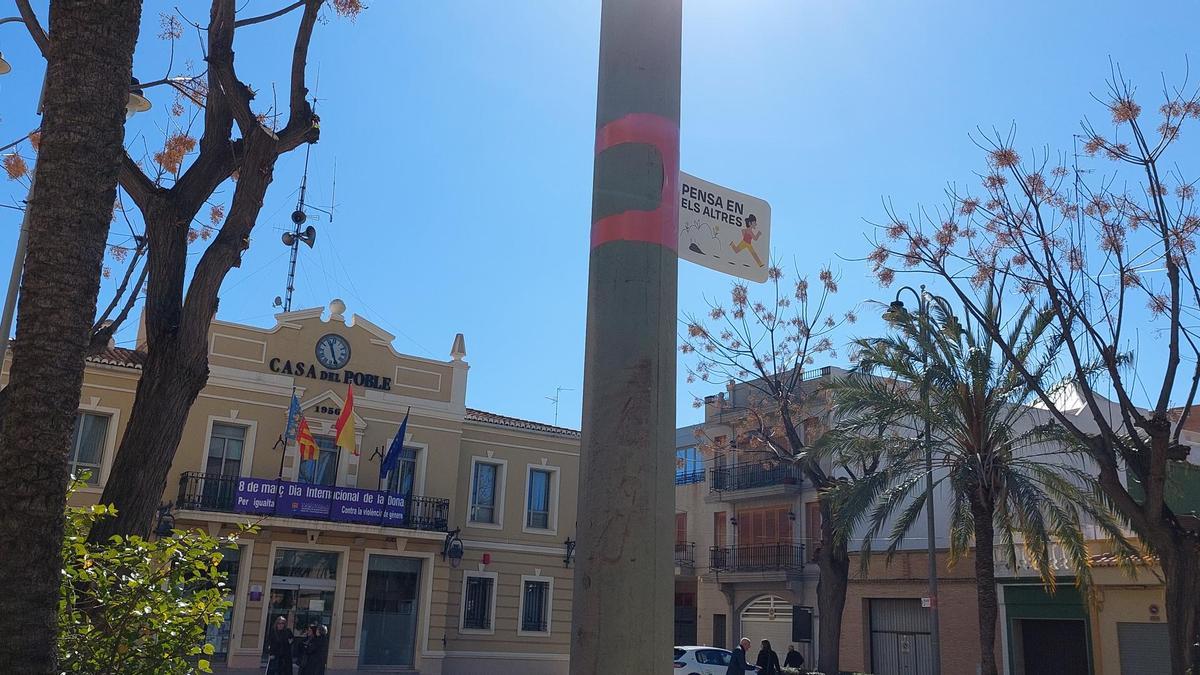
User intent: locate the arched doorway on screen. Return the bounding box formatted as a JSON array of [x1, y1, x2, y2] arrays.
[[740, 595, 808, 663]]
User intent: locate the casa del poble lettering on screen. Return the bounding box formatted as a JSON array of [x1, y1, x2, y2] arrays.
[[268, 357, 392, 391]]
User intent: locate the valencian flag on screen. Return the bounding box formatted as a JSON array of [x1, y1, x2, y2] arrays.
[[380, 408, 411, 482], [335, 384, 358, 456], [296, 416, 319, 461], [283, 392, 302, 444]]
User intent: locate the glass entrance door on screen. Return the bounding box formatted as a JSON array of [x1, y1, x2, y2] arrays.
[[263, 549, 340, 666], [360, 556, 422, 666]]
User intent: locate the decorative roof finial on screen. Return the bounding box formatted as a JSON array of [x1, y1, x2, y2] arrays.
[[451, 333, 467, 361], [329, 298, 346, 322]]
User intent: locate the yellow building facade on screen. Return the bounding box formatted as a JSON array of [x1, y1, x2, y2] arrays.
[[55, 299, 579, 674]]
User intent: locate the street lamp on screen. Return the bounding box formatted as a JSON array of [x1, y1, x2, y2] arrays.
[[0, 52, 10, 76], [883, 283, 957, 675]]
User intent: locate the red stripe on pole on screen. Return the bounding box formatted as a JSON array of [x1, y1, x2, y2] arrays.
[[591, 113, 679, 251]]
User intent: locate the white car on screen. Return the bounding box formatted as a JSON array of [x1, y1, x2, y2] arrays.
[[673, 645, 733, 675]]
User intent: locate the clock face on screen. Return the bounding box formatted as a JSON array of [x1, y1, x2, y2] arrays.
[[315, 333, 351, 370]]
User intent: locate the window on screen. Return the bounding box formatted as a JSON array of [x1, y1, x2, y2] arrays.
[[470, 461, 501, 524], [519, 578, 551, 634], [714, 511, 727, 546], [461, 572, 496, 632], [806, 501, 822, 561], [206, 423, 246, 476], [384, 447, 418, 496], [526, 468, 552, 530], [69, 412, 110, 485], [675, 446, 704, 484], [699, 649, 731, 666], [675, 513, 687, 545], [299, 435, 340, 486]]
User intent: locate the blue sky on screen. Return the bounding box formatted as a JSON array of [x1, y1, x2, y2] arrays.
[[1, 1, 1198, 430]]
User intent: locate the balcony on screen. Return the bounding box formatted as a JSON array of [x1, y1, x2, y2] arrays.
[[674, 542, 696, 570], [710, 543, 806, 573], [176, 472, 450, 532], [708, 460, 803, 501], [675, 468, 706, 486]]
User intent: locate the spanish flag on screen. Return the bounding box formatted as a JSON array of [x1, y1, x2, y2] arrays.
[[297, 416, 319, 461], [335, 384, 358, 456]]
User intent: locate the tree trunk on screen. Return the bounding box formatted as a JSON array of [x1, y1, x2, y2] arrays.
[[1161, 539, 1200, 675], [87, 334, 207, 541], [816, 499, 849, 675], [0, 2, 142, 670], [970, 496, 998, 675]]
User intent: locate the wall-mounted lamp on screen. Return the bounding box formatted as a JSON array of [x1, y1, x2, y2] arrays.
[[729, 516, 738, 527], [441, 528, 464, 568], [153, 503, 175, 538], [788, 511, 797, 522], [563, 537, 576, 568]]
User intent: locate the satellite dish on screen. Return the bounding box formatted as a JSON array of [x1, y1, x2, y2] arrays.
[[301, 225, 317, 248], [281, 232, 295, 247], [273, 296, 283, 307]]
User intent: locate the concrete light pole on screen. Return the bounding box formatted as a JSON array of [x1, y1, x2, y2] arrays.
[[570, 1, 681, 673]]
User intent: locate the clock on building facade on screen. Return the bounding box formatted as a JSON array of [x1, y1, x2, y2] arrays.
[[315, 333, 351, 370]]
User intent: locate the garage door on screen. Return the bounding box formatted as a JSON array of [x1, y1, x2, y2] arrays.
[[870, 598, 933, 675], [741, 596, 811, 663], [1118, 622, 1170, 675]]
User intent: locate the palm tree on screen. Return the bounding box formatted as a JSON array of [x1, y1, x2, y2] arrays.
[[821, 296, 1133, 675]]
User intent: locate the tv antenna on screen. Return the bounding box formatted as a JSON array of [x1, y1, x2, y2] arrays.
[[546, 386, 574, 426]]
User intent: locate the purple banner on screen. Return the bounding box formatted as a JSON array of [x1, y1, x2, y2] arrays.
[[234, 477, 406, 526]]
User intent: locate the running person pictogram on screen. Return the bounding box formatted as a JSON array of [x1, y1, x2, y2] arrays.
[[730, 214, 765, 267]]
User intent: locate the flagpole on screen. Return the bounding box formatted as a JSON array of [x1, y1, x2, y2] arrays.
[[377, 406, 411, 528]]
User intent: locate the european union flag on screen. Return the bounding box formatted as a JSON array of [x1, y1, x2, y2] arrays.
[[283, 392, 301, 444], [380, 408, 411, 483]]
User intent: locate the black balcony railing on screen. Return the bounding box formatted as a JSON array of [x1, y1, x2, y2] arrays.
[[674, 542, 696, 568], [709, 460, 803, 492], [675, 468, 706, 486], [176, 472, 450, 532], [710, 543, 806, 572]]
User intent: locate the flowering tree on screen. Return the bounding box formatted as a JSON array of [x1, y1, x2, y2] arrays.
[[681, 265, 865, 675], [868, 71, 1200, 673]]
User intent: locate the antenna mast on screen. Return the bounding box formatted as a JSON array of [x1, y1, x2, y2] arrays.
[[274, 108, 319, 312], [546, 386, 574, 426]]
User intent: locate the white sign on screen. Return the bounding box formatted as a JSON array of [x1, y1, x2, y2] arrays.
[[921, 597, 931, 608], [678, 172, 772, 283]]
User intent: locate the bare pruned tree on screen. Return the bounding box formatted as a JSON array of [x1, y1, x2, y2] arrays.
[[680, 265, 872, 675], [3, 1, 365, 545], [867, 67, 1200, 673]]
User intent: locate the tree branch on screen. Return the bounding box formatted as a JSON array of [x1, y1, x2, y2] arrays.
[[234, 0, 305, 28], [14, 1, 47, 57]]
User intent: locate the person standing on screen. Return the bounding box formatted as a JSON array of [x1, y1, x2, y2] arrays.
[[756, 639, 781, 675], [315, 625, 329, 675], [299, 624, 323, 675], [784, 644, 805, 670], [265, 616, 294, 675], [726, 637, 759, 675]]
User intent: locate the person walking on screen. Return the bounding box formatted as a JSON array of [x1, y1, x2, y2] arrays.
[[783, 644, 805, 670], [756, 639, 781, 675], [726, 637, 759, 674], [265, 616, 294, 675]]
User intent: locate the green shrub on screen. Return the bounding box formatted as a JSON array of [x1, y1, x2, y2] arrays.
[[58, 478, 241, 674]]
